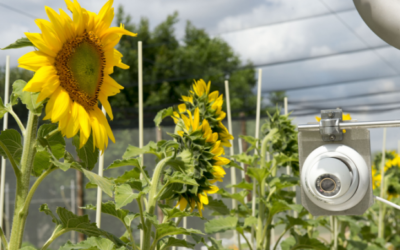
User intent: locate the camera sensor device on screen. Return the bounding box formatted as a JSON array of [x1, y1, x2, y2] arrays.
[[298, 110, 374, 216]]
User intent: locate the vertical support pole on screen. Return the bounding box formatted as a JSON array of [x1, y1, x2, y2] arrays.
[[224, 80, 240, 249], [95, 107, 106, 228], [251, 69, 262, 249], [155, 127, 164, 224], [138, 41, 144, 248], [224, 80, 237, 209], [76, 169, 85, 242], [0, 56, 10, 241], [71, 179, 76, 243], [238, 139, 247, 204], [5, 183, 9, 240], [378, 128, 387, 239], [333, 217, 338, 250]]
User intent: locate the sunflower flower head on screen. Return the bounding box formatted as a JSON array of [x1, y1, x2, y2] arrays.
[[19, 0, 136, 151], [166, 80, 233, 216]]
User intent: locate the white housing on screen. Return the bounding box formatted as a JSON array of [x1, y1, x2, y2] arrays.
[[301, 144, 369, 211]]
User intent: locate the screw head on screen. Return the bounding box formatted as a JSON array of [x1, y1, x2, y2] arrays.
[[329, 134, 336, 141], [328, 112, 334, 118]]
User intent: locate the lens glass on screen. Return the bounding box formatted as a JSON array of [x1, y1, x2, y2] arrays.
[[315, 174, 341, 197]]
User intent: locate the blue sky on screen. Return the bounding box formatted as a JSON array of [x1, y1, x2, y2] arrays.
[[1, 0, 400, 152]]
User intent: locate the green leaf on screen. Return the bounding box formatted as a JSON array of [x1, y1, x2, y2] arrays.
[[158, 204, 200, 221], [247, 167, 269, 184], [59, 237, 116, 250], [244, 216, 257, 228], [0, 97, 8, 119], [154, 107, 173, 127], [0, 129, 22, 164], [32, 150, 52, 176], [50, 157, 72, 172], [268, 200, 292, 218], [37, 124, 66, 159], [217, 188, 248, 205], [281, 230, 329, 250], [155, 222, 203, 241], [167, 171, 198, 186], [208, 237, 229, 250], [19, 247, 38, 250], [49, 207, 125, 247], [269, 175, 299, 190], [160, 237, 195, 250], [225, 160, 243, 170], [207, 197, 230, 215], [82, 201, 138, 227], [204, 216, 238, 234], [114, 168, 141, 184], [1, 37, 34, 50], [12, 80, 43, 115], [226, 179, 252, 190], [122, 141, 160, 159], [72, 133, 99, 171], [39, 204, 61, 225], [81, 168, 114, 197], [115, 184, 140, 209], [231, 153, 259, 165], [106, 158, 141, 170]]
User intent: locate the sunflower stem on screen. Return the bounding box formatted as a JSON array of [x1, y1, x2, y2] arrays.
[[8, 112, 39, 250], [8, 109, 25, 136], [142, 156, 172, 250]]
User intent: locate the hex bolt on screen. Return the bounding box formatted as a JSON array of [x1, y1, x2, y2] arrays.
[[329, 134, 336, 141]]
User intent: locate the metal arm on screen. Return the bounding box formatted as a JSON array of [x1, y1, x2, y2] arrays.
[[298, 120, 400, 132]]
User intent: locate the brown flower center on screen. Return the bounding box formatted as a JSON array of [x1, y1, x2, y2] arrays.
[[55, 31, 105, 110]]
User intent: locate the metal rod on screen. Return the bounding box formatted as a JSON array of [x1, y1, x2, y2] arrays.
[[0, 56, 10, 241], [138, 41, 144, 248], [298, 120, 400, 131], [378, 128, 387, 239], [71, 179, 76, 243]]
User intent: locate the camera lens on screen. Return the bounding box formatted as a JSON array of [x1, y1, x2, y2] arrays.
[[315, 174, 341, 197]]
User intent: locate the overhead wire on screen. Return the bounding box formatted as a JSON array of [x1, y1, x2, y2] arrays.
[[0, 3, 39, 19]]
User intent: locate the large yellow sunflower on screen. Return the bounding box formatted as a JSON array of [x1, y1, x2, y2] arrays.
[[19, 0, 136, 151]]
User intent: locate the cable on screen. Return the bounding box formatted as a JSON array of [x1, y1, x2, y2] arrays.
[[289, 88, 400, 104], [124, 44, 391, 88], [320, 0, 400, 74], [375, 196, 400, 211], [0, 3, 38, 19]]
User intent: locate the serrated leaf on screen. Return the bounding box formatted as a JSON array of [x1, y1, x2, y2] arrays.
[[244, 216, 257, 227], [106, 158, 141, 170], [167, 171, 198, 186], [51, 158, 72, 171], [217, 188, 248, 204], [281, 230, 329, 250], [48, 207, 125, 247], [204, 217, 238, 234], [39, 204, 61, 225], [82, 201, 139, 228], [155, 223, 203, 241], [19, 247, 38, 250], [0, 129, 22, 164], [154, 107, 173, 127], [122, 141, 160, 159], [32, 150, 52, 176], [160, 237, 195, 250], [158, 204, 200, 221], [207, 197, 230, 215], [231, 153, 259, 165], [225, 160, 243, 170], [12, 80, 43, 115], [115, 168, 141, 184], [59, 236, 115, 250], [115, 184, 140, 209], [37, 123, 65, 159], [247, 167, 269, 184], [226, 179, 252, 190], [2, 37, 34, 50], [81, 168, 114, 197], [72, 134, 98, 170]]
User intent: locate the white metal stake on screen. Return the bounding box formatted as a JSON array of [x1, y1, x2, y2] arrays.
[[71, 179, 76, 243], [238, 139, 247, 204], [224, 80, 240, 249], [251, 69, 262, 249], [378, 128, 387, 239], [0, 56, 10, 237], [95, 107, 107, 228], [5, 183, 9, 240], [224, 80, 237, 209], [138, 41, 144, 247]]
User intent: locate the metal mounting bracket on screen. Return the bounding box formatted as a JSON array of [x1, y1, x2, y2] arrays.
[[319, 109, 343, 142]]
